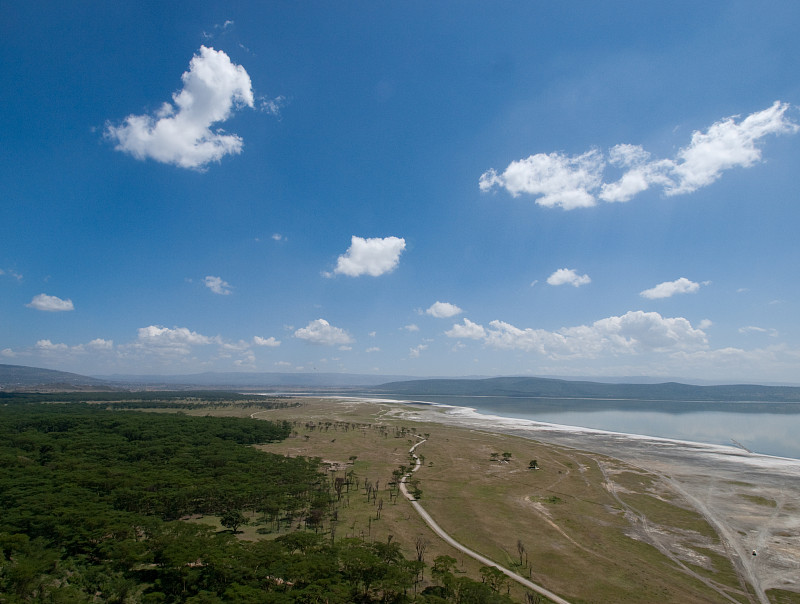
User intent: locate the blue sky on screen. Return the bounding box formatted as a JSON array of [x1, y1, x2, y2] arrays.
[[3, 2, 800, 382]]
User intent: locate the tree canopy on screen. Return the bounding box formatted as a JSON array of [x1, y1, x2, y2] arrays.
[[0, 399, 520, 602]]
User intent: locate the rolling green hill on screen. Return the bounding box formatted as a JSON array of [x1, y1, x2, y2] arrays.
[[0, 363, 113, 391], [373, 376, 800, 403]]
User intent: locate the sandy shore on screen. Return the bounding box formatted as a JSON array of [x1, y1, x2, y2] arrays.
[[340, 396, 800, 601]]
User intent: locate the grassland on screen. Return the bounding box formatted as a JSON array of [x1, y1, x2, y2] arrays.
[[179, 397, 765, 604]]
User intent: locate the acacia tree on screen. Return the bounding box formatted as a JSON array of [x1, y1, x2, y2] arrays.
[[220, 509, 248, 533], [431, 554, 458, 598], [480, 565, 509, 593]]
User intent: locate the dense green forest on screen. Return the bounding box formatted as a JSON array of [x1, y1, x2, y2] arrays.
[[0, 399, 517, 603]]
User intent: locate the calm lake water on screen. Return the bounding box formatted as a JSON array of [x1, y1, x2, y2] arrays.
[[346, 393, 800, 460]]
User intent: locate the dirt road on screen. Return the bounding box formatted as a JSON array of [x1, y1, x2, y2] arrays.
[[399, 436, 573, 604]]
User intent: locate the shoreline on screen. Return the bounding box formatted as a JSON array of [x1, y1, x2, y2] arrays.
[[321, 394, 800, 598], [325, 394, 800, 469]]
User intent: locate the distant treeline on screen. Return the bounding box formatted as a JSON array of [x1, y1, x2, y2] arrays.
[[0, 390, 299, 410]]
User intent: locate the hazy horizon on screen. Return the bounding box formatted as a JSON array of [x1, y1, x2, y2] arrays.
[[3, 3, 800, 383]]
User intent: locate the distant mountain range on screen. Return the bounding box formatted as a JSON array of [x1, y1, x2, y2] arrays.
[[371, 376, 800, 403], [3, 364, 800, 403], [95, 371, 416, 389], [0, 364, 114, 391], [0, 364, 411, 390]]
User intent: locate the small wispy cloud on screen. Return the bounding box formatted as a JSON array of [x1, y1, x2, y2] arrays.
[[640, 277, 700, 299], [0, 268, 23, 281], [202, 20, 235, 41], [253, 336, 281, 347], [739, 325, 779, 337], [409, 344, 428, 358], [204, 275, 232, 295], [260, 95, 288, 117]]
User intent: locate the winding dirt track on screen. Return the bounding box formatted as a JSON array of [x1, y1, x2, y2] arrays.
[[399, 437, 573, 604]]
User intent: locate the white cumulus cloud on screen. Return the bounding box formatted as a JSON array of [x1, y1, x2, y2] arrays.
[[640, 277, 700, 299], [445, 318, 487, 340], [36, 339, 69, 352], [27, 293, 74, 312], [253, 336, 281, 347], [666, 101, 799, 195], [482, 102, 798, 209], [294, 319, 353, 346], [204, 275, 232, 295], [599, 144, 674, 202], [87, 338, 113, 350], [134, 325, 215, 355], [426, 301, 463, 318], [446, 311, 707, 359], [105, 46, 255, 170], [547, 268, 591, 287], [480, 149, 604, 210], [328, 236, 406, 277]]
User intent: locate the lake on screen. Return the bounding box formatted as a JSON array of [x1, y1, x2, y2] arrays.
[[342, 393, 800, 460]]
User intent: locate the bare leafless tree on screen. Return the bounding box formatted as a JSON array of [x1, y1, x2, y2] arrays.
[[415, 535, 429, 563]]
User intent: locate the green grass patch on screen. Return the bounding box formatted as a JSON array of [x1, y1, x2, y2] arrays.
[[766, 589, 800, 604], [738, 493, 777, 507], [617, 492, 719, 539]]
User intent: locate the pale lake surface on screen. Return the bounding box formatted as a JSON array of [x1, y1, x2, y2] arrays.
[[339, 393, 800, 460]]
